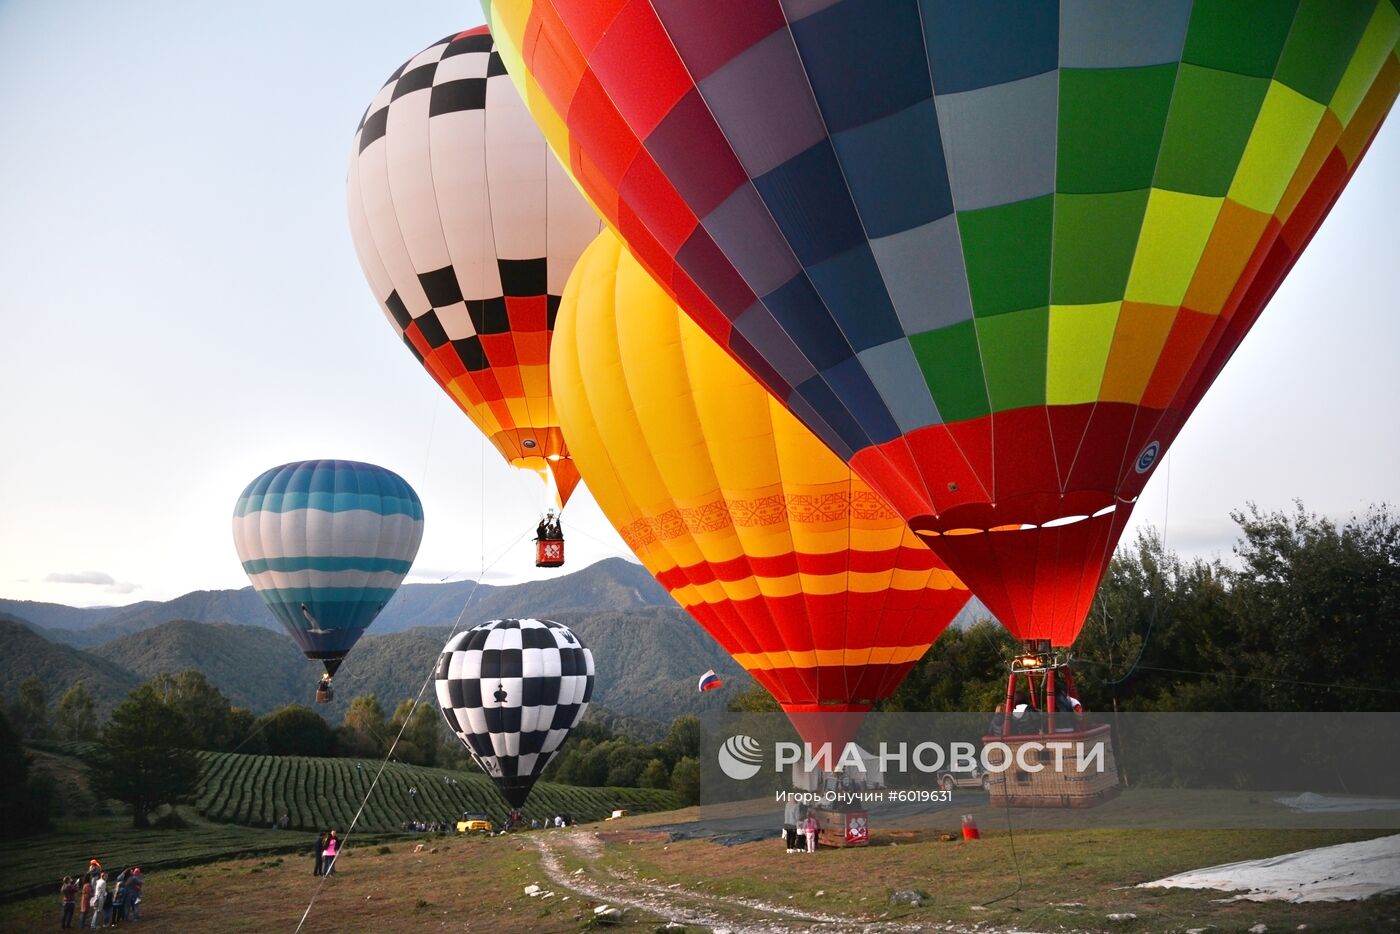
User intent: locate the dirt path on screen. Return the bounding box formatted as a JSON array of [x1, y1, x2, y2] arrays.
[[529, 830, 953, 933]]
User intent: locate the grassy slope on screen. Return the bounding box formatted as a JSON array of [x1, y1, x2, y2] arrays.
[[4, 817, 1398, 932], [579, 816, 1400, 932], [193, 750, 678, 833]]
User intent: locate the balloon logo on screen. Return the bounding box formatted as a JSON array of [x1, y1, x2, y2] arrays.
[[488, 1, 1398, 645], [1135, 441, 1162, 475]]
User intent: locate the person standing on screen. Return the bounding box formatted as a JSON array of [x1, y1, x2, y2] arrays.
[[109, 873, 126, 926], [60, 877, 78, 929], [313, 832, 326, 876], [78, 877, 93, 930], [89, 872, 107, 929], [127, 869, 142, 922], [783, 800, 803, 853], [323, 830, 338, 875], [803, 813, 818, 853]]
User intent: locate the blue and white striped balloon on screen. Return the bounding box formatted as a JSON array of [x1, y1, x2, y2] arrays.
[[233, 460, 424, 674]]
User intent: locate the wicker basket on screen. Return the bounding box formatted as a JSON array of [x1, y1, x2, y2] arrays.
[[983, 723, 1120, 808]]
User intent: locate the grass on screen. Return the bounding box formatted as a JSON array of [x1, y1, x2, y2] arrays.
[[0, 834, 558, 933], [584, 817, 1400, 932], [8, 746, 1399, 932], [2, 817, 1397, 932], [193, 750, 678, 832], [0, 812, 383, 903]]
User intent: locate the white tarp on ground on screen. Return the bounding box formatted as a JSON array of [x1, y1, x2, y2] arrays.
[[1275, 791, 1400, 813], [1140, 833, 1400, 903]]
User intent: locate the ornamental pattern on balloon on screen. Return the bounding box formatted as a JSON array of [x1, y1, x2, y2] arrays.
[[617, 489, 899, 550]]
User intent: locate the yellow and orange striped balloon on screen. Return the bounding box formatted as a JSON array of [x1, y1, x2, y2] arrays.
[[553, 231, 969, 721]]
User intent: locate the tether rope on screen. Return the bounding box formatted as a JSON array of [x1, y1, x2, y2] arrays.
[[293, 529, 529, 933]]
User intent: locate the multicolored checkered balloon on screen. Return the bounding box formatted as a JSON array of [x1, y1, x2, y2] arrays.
[[347, 27, 603, 508], [485, 0, 1398, 644]]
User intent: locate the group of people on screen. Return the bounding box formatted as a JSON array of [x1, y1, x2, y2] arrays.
[[516, 812, 571, 832], [781, 802, 821, 853], [535, 511, 563, 541], [312, 830, 339, 876], [402, 819, 452, 833], [60, 860, 142, 929], [988, 687, 1085, 736]]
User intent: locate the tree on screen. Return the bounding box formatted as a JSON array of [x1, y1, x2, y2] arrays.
[[884, 622, 1014, 713], [339, 694, 389, 758], [670, 756, 701, 806], [0, 707, 53, 838], [726, 686, 781, 714], [148, 671, 241, 750], [53, 681, 98, 741], [1226, 502, 1400, 711], [89, 685, 200, 828], [9, 676, 49, 740], [389, 699, 441, 767], [258, 705, 335, 758], [638, 758, 670, 789], [225, 707, 264, 754], [604, 745, 649, 787], [662, 715, 701, 763]]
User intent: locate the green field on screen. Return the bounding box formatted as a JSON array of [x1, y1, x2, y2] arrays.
[[0, 816, 324, 903], [193, 750, 677, 832], [0, 747, 676, 904]]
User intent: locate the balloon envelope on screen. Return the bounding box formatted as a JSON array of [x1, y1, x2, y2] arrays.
[[435, 618, 595, 808], [488, 0, 1399, 643], [553, 230, 968, 729], [347, 26, 604, 507], [233, 460, 424, 674]]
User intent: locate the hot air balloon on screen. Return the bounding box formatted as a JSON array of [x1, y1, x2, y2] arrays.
[[552, 230, 969, 747], [347, 26, 603, 529], [233, 460, 424, 702], [486, 0, 1398, 648], [434, 618, 595, 807]]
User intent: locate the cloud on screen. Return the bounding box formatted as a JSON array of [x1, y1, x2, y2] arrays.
[[44, 571, 140, 594], [44, 571, 117, 585]]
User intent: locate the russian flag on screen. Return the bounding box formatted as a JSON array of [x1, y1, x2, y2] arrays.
[[698, 669, 723, 693]]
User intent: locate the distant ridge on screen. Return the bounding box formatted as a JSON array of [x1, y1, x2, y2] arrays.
[[1, 556, 676, 645], [0, 616, 142, 711], [0, 559, 749, 727]]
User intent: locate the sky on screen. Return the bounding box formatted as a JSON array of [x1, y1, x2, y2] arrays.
[[1, 1, 1396, 608]]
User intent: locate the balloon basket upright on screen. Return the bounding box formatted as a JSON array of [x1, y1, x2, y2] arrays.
[[316, 680, 334, 704], [812, 806, 869, 847], [984, 642, 1119, 809], [535, 537, 565, 568]]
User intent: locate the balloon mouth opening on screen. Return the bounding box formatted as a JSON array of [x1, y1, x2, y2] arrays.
[[910, 498, 1132, 540]]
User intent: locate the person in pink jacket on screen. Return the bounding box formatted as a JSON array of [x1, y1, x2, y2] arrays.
[[323, 830, 339, 875], [802, 814, 818, 853]]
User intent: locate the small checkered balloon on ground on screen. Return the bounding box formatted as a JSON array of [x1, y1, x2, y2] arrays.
[[435, 618, 595, 807]]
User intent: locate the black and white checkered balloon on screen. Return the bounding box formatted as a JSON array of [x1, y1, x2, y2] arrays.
[[435, 618, 594, 808]]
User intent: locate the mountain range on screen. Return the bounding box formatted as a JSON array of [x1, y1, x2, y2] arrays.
[[0, 559, 753, 727], [1, 557, 992, 729]]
